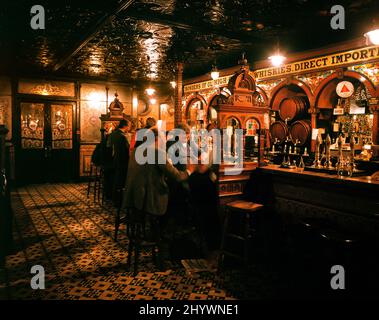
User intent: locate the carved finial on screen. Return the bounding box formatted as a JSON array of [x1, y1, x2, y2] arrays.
[[238, 52, 248, 66]]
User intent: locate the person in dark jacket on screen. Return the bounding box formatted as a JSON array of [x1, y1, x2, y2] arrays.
[[165, 124, 193, 232], [109, 119, 131, 206]]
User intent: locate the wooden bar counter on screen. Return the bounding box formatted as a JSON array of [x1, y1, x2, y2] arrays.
[[254, 165, 379, 240]]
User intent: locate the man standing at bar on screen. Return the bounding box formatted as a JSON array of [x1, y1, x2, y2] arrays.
[[109, 119, 131, 207], [165, 123, 193, 234]]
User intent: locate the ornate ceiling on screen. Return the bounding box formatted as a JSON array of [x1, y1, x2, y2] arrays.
[[0, 0, 378, 83]]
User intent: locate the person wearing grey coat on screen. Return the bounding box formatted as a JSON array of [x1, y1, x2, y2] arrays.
[[123, 132, 194, 216]]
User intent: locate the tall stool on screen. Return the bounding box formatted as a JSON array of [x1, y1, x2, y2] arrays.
[[126, 210, 162, 276], [114, 188, 131, 241], [219, 200, 264, 269], [87, 163, 103, 204]]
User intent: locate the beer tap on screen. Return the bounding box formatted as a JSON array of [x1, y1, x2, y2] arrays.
[[324, 134, 333, 169], [350, 135, 356, 174], [336, 134, 343, 171], [294, 139, 300, 154], [313, 132, 322, 168]]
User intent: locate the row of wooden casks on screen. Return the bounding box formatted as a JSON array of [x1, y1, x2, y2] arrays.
[[270, 95, 311, 145]]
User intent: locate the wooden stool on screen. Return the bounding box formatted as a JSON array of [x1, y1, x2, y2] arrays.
[[219, 200, 264, 269], [126, 211, 162, 276], [87, 163, 103, 204], [114, 188, 131, 241]]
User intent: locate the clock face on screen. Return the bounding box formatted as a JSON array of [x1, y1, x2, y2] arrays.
[[336, 81, 354, 98]]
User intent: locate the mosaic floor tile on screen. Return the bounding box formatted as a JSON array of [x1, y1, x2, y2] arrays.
[[0, 183, 287, 300]]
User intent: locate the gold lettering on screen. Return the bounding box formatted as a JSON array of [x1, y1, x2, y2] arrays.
[[360, 50, 368, 60], [368, 48, 376, 57], [344, 53, 352, 62]]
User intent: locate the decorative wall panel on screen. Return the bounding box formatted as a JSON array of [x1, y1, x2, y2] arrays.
[[20, 103, 44, 149], [80, 101, 103, 143], [80, 145, 96, 177], [0, 96, 11, 140], [18, 79, 75, 97], [0, 77, 12, 140], [51, 104, 73, 149], [80, 83, 133, 142]]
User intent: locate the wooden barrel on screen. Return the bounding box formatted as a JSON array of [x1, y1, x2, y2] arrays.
[[290, 120, 311, 146], [279, 96, 308, 122], [270, 121, 288, 144]]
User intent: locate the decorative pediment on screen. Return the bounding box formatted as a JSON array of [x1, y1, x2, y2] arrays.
[[226, 56, 257, 107], [108, 92, 124, 118]]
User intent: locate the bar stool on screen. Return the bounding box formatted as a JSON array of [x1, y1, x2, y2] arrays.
[[126, 210, 162, 276], [219, 200, 264, 269], [86, 163, 104, 204], [114, 188, 131, 241]]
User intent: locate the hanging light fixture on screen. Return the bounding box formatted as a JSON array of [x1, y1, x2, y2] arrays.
[[365, 28, 379, 45], [268, 54, 286, 67], [364, 19, 379, 45], [268, 39, 286, 67], [211, 65, 220, 80]]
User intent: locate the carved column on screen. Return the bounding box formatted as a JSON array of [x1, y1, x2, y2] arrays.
[[174, 62, 184, 127]]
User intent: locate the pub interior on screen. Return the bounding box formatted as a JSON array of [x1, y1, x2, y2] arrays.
[[1, 0, 379, 301]]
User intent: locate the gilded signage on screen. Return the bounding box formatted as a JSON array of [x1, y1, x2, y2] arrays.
[[184, 46, 379, 93], [254, 45, 379, 80], [184, 75, 232, 93]]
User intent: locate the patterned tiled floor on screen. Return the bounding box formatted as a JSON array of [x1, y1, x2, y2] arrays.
[[0, 183, 283, 300]]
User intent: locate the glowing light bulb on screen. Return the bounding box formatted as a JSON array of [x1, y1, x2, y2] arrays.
[[210, 65, 219, 80], [150, 98, 157, 104], [170, 81, 177, 88], [145, 88, 155, 96], [268, 55, 286, 67], [365, 29, 379, 45], [211, 71, 219, 80]]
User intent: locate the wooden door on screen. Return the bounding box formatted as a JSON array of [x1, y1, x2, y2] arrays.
[[17, 101, 76, 183]]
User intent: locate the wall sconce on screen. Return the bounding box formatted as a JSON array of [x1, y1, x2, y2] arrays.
[[145, 88, 156, 96]]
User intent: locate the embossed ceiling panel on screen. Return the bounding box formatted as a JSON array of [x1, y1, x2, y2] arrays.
[[1, 0, 379, 81], [0, 0, 123, 73], [63, 17, 176, 81]]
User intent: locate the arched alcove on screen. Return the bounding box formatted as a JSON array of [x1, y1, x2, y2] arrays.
[[270, 80, 313, 112]]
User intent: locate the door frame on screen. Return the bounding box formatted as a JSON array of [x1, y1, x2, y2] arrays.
[[14, 96, 79, 184]]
